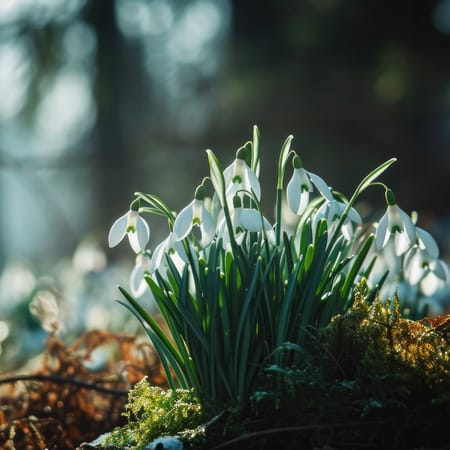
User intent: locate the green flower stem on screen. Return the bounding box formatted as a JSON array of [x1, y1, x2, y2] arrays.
[[275, 135, 293, 246]]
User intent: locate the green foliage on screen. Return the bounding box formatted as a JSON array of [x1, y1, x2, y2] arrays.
[[104, 377, 205, 450]]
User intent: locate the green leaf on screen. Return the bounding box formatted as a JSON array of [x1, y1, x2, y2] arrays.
[[304, 244, 315, 272], [341, 233, 375, 306], [117, 287, 189, 388], [276, 255, 303, 346], [277, 134, 293, 189], [234, 257, 261, 362], [356, 158, 397, 195], [206, 149, 226, 206], [252, 125, 260, 177], [134, 192, 175, 222]]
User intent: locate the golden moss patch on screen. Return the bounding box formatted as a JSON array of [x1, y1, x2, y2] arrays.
[[328, 281, 450, 384]]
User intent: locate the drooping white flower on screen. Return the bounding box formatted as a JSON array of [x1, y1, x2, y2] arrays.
[[375, 189, 415, 256], [150, 232, 188, 275], [287, 155, 333, 215], [130, 252, 152, 297], [366, 236, 402, 295], [217, 196, 274, 245], [108, 209, 150, 254], [173, 186, 215, 247], [416, 226, 439, 259], [404, 245, 447, 285], [313, 198, 362, 241], [223, 148, 261, 203], [420, 264, 450, 297]]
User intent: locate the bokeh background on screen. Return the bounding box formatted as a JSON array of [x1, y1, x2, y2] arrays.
[[1, 0, 450, 369]]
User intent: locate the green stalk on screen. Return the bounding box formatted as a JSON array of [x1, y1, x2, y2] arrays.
[[275, 135, 293, 246]]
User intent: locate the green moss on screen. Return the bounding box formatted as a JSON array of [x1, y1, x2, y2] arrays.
[[104, 377, 205, 449], [327, 281, 450, 385]]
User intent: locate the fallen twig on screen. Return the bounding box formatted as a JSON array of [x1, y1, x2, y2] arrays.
[[0, 373, 128, 397]]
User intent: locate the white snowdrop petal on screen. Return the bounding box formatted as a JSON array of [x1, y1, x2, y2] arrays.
[[130, 264, 147, 297], [128, 231, 142, 254], [150, 238, 169, 273], [308, 171, 333, 201], [200, 208, 216, 247], [237, 208, 263, 232], [348, 206, 362, 224], [398, 209, 416, 244], [430, 259, 447, 281], [286, 173, 301, 214], [136, 216, 150, 251], [375, 210, 389, 250], [394, 231, 411, 256], [108, 214, 128, 247], [173, 201, 195, 240], [244, 165, 261, 200], [406, 251, 424, 284], [416, 227, 439, 259]]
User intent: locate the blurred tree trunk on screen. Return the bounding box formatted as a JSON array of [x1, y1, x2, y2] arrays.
[[84, 1, 131, 222]]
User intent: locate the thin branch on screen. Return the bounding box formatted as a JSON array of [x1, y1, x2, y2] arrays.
[[0, 373, 129, 397]]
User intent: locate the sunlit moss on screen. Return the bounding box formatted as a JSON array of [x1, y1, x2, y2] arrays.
[[104, 377, 205, 450], [328, 279, 450, 384]]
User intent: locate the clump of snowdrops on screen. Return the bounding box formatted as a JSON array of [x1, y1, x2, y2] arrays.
[[108, 127, 448, 414]]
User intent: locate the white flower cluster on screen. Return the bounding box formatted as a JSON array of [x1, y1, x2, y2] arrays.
[[108, 135, 448, 315]]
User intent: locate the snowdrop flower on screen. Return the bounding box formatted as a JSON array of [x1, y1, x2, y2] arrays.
[[150, 232, 188, 275], [420, 263, 450, 297], [108, 208, 150, 254], [366, 237, 402, 295], [404, 245, 447, 285], [375, 189, 415, 256], [313, 198, 362, 241], [287, 155, 333, 215], [223, 147, 261, 203], [416, 227, 439, 259], [130, 252, 152, 297], [402, 223, 448, 287], [217, 196, 274, 245], [173, 186, 215, 247]]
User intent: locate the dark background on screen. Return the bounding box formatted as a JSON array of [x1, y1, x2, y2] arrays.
[[1, 0, 450, 269]]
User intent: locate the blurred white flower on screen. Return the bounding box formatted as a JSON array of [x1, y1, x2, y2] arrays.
[[130, 252, 152, 297], [150, 232, 189, 275], [313, 199, 361, 241], [29, 290, 62, 335], [404, 245, 447, 285], [0, 261, 36, 311], [73, 238, 107, 273], [416, 227, 440, 259]]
